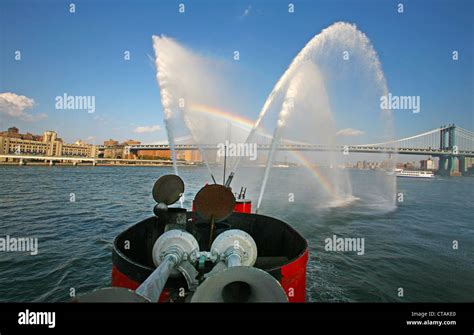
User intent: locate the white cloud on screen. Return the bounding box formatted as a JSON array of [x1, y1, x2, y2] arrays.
[[92, 114, 111, 126], [336, 128, 365, 137], [241, 5, 251, 17], [133, 124, 162, 133], [0, 92, 47, 121]]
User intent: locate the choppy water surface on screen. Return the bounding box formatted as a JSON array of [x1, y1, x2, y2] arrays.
[[0, 166, 472, 302]]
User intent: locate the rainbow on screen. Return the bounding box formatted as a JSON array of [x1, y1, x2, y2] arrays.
[[289, 151, 338, 197], [188, 103, 338, 197], [189, 103, 254, 130]]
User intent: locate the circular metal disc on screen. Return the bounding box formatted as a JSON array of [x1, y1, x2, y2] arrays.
[[73, 287, 150, 303], [152, 230, 199, 267], [194, 184, 235, 222], [190, 266, 288, 303], [152, 175, 184, 205], [211, 229, 258, 267]]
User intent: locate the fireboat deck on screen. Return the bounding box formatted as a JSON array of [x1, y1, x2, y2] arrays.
[[115, 211, 306, 273], [112, 211, 308, 301]]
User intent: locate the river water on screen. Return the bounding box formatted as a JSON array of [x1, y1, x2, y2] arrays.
[[0, 166, 472, 302]]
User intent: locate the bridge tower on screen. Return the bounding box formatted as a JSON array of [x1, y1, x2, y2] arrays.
[[439, 124, 456, 150], [439, 124, 460, 176]]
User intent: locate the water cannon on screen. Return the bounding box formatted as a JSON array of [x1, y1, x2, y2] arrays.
[[211, 229, 258, 268], [191, 229, 287, 302], [135, 230, 200, 302], [74, 229, 200, 302]]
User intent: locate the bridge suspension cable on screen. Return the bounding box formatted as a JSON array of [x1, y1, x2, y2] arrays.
[[358, 127, 442, 148]]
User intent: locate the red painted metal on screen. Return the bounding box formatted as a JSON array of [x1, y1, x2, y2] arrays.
[[112, 265, 139, 289], [234, 200, 252, 214], [193, 199, 252, 214], [280, 249, 309, 302]]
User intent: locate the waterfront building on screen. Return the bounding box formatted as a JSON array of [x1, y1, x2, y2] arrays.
[[0, 127, 97, 161], [102, 139, 142, 159], [103, 139, 119, 147], [177, 150, 202, 162], [136, 149, 171, 160]]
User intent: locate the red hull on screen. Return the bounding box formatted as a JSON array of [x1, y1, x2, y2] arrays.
[[112, 251, 309, 302]]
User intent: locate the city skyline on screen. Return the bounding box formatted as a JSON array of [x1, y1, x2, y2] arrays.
[[1, 0, 473, 144], [0, 124, 451, 170]]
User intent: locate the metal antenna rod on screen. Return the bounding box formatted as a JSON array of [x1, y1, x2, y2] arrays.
[[223, 144, 227, 185]]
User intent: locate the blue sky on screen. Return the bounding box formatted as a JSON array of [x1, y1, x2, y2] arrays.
[[0, 0, 472, 144]]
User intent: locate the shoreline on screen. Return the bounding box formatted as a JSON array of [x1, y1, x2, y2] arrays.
[[0, 162, 472, 175], [0, 162, 203, 167]]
